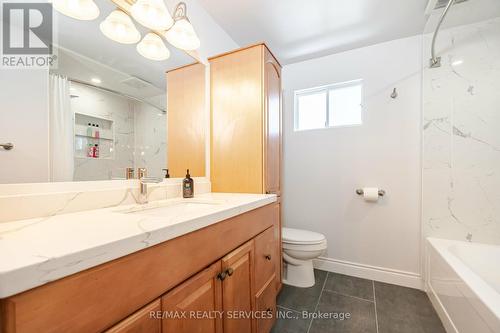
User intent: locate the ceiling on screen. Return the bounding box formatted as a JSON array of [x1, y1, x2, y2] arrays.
[[197, 0, 500, 65], [197, 0, 429, 64]]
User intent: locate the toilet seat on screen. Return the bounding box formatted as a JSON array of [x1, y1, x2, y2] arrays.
[[282, 227, 326, 245]]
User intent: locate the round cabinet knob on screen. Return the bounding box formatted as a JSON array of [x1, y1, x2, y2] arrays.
[[265, 255, 272, 261], [217, 272, 227, 281], [226, 267, 234, 276]]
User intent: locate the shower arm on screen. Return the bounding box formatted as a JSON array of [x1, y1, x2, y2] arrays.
[[430, 0, 455, 68]]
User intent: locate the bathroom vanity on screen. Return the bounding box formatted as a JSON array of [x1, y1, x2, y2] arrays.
[[0, 193, 280, 333]]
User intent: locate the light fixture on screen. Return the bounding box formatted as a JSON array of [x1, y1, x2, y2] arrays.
[[99, 9, 141, 44], [91, 77, 101, 84], [130, 0, 173, 31], [164, 2, 200, 51], [51, 0, 100, 20], [137, 33, 170, 61]]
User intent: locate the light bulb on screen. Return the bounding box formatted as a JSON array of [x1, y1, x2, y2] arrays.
[[100, 9, 141, 44], [165, 18, 200, 51], [130, 0, 173, 31], [137, 33, 170, 61]]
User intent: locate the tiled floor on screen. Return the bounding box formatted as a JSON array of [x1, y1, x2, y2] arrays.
[[272, 270, 445, 333]]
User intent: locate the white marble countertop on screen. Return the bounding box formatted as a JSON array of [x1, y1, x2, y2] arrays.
[[0, 193, 277, 298]]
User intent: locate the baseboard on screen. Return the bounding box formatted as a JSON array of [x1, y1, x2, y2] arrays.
[[313, 257, 424, 290], [426, 282, 458, 333]]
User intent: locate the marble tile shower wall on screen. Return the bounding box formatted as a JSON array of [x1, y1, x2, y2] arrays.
[[133, 102, 167, 179], [72, 83, 136, 181], [423, 17, 500, 244], [72, 83, 167, 181]]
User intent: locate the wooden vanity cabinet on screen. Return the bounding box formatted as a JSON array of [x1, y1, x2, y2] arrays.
[[0, 203, 279, 333], [210, 43, 282, 196]]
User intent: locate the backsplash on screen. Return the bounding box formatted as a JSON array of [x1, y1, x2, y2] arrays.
[[423, 17, 500, 244], [0, 178, 211, 223]]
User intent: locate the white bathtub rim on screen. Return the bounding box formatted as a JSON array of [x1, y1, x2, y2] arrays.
[[427, 237, 500, 323]]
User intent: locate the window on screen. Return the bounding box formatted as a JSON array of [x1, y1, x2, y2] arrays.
[[294, 80, 363, 131]]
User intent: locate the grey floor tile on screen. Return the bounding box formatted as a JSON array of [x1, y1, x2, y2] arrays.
[[309, 290, 377, 333], [323, 272, 374, 301], [374, 281, 446, 333], [271, 306, 311, 333], [277, 269, 327, 312]]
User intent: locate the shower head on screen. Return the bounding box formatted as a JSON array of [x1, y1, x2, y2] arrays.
[[425, 0, 469, 15]]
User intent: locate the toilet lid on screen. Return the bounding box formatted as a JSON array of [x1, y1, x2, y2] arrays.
[[282, 228, 326, 245]]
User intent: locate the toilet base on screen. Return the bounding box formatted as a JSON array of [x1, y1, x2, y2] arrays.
[[282, 259, 315, 288]]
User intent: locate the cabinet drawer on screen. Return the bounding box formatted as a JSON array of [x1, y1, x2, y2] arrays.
[[255, 275, 277, 333], [105, 299, 161, 333], [254, 226, 277, 292]]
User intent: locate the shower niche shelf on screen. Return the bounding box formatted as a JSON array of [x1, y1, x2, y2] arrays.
[[74, 112, 115, 160]]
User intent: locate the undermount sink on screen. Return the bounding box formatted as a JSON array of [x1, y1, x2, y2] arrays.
[[117, 199, 223, 218]]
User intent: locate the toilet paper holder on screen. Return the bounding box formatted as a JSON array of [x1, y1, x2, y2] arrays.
[[356, 189, 386, 197]]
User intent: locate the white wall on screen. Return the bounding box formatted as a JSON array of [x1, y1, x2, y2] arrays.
[[0, 69, 49, 184], [282, 36, 423, 288]]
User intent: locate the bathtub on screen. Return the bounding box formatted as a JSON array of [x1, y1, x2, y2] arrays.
[[426, 238, 500, 333]]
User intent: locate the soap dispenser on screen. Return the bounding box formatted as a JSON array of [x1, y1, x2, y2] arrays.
[[183, 169, 194, 198], [162, 168, 170, 178]]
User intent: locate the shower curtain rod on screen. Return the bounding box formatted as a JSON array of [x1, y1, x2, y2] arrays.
[[68, 77, 167, 113]]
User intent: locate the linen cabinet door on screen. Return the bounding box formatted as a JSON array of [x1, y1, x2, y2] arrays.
[[162, 262, 223, 333], [264, 48, 282, 197], [221, 240, 255, 333]]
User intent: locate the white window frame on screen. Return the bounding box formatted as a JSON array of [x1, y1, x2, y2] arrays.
[[294, 79, 363, 131]]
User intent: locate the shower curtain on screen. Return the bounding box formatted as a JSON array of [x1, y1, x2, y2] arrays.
[[49, 74, 74, 182]]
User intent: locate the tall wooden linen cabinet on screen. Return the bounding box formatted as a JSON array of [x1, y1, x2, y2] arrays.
[[209, 43, 283, 296], [210, 43, 281, 197]]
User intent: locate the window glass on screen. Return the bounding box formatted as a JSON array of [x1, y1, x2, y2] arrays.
[[295, 91, 327, 131], [328, 84, 362, 127]]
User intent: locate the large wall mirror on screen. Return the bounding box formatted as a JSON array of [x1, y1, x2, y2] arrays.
[[0, 0, 210, 184]]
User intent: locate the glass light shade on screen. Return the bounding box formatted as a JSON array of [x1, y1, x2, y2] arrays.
[[52, 0, 99, 20], [164, 18, 200, 51], [130, 0, 173, 31], [137, 33, 170, 61], [99, 10, 141, 44]]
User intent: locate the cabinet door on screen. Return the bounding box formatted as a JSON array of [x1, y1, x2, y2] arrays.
[[210, 45, 264, 193], [167, 63, 206, 177], [105, 299, 161, 333], [264, 48, 282, 196], [221, 240, 254, 333], [162, 262, 223, 333]]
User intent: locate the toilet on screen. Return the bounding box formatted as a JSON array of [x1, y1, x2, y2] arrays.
[[282, 228, 327, 288]]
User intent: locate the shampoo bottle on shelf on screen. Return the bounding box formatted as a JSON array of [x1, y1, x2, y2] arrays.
[[183, 169, 194, 198], [87, 143, 94, 157], [86, 123, 92, 137], [93, 144, 99, 158], [95, 124, 100, 139]]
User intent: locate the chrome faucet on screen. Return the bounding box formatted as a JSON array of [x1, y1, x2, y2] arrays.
[[138, 169, 162, 204]]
